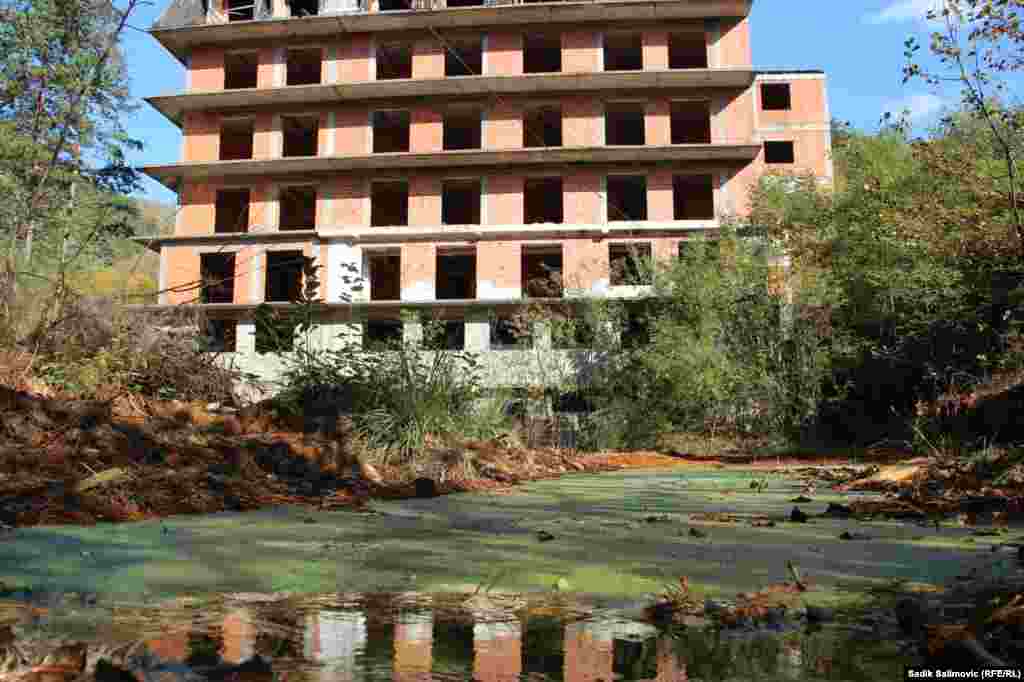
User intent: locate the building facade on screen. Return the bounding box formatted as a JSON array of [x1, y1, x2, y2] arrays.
[[137, 0, 831, 388]]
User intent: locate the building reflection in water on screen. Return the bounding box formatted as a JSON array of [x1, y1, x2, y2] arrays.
[[139, 599, 690, 682], [305, 610, 367, 681]]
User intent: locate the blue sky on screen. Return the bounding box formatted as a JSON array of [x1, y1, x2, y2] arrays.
[[123, 0, 959, 203]]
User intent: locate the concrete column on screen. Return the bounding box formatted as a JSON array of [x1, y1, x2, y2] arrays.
[[473, 620, 521, 682], [236, 321, 257, 353], [465, 312, 490, 352], [563, 622, 613, 682], [534, 320, 552, 350], [393, 612, 433, 682], [401, 243, 437, 301], [222, 608, 256, 664], [404, 321, 424, 346], [304, 610, 367, 682], [655, 635, 684, 682]]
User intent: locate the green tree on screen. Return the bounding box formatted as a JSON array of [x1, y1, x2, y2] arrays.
[[0, 0, 144, 340], [903, 0, 1024, 254]]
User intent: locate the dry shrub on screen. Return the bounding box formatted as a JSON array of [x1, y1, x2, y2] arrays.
[[28, 296, 246, 404]]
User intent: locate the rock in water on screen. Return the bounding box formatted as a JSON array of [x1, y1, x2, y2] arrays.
[[414, 477, 437, 498], [825, 502, 854, 517], [790, 507, 808, 523], [536, 530, 555, 542]]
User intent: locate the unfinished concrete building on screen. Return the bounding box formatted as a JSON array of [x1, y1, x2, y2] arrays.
[[136, 0, 832, 388]]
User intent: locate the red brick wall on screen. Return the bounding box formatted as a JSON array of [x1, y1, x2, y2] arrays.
[[409, 176, 442, 225], [563, 96, 603, 147], [413, 39, 445, 79], [182, 111, 219, 162], [564, 237, 609, 292], [642, 30, 669, 69], [339, 36, 373, 82], [189, 48, 224, 91], [562, 31, 601, 73], [478, 241, 522, 294], [411, 107, 443, 153], [486, 175, 524, 225], [485, 101, 524, 150], [486, 32, 523, 75]]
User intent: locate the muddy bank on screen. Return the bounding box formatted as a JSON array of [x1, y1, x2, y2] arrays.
[[0, 386, 697, 528]]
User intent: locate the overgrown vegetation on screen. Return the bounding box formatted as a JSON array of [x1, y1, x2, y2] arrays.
[[253, 257, 509, 469]]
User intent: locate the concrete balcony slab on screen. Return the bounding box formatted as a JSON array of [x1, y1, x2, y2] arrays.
[[143, 144, 760, 189], [149, 69, 755, 125]]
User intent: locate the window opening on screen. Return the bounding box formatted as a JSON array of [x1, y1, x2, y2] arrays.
[[200, 253, 236, 304], [367, 252, 401, 301], [673, 174, 715, 219], [764, 140, 795, 164], [609, 242, 652, 286], [376, 43, 412, 79], [224, 52, 258, 89], [490, 315, 531, 349], [761, 83, 792, 111], [524, 178, 563, 224], [286, 48, 322, 86], [670, 101, 711, 144], [219, 119, 254, 160], [605, 102, 645, 146], [442, 179, 481, 225], [443, 108, 482, 150], [288, 0, 319, 16], [279, 185, 317, 230], [281, 115, 319, 157], [446, 38, 482, 76], [604, 33, 642, 71], [372, 110, 410, 153], [524, 33, 561, 73], [669, 31, 708, 69], [524, 106, 561, 147], [364, 321, 403, 350], [265, 250, 304, 302], [522, 246, 563, 298], [436, 252, 477, 300], [606, 175, 647, 221], [215, 189, 250, 233], [371, 181, 409, 226]]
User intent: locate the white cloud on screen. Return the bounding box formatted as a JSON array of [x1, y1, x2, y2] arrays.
[[864, 0, 949, 25], [883, 93, 946, 121]]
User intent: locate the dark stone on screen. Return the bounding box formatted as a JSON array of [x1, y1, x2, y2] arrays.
[[414, 477, 437, 498], [805, 606, 832, 624], [95, 659, 138, 682], [789, 507, 808, 523], [688, 527, 707, 538], [303, 516, 317, 524], [536, 530, 555, 542], [894, 597, 927, 635], [839, 531, 870, 540], [208, 462, 231, 477], [825, 502, 854, 517], [791, 496, 813, 503], [224, 494, 242, 510]]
